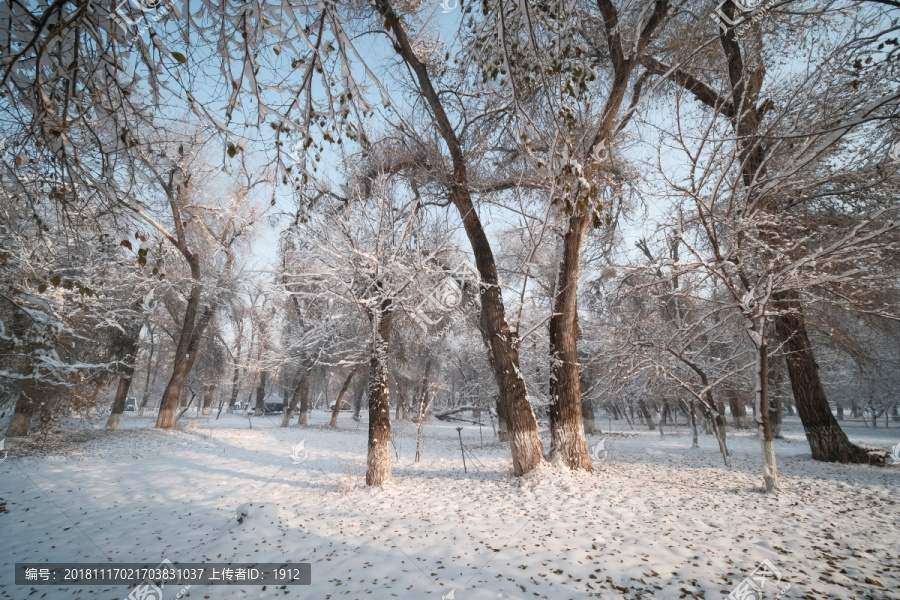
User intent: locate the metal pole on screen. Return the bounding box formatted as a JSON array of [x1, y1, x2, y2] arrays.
[[456, 427, 467, 473]]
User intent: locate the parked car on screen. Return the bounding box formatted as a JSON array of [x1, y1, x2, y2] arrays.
[[264, 402, 284, 414], [329, 401, 352, 411], [125, 397, 137, 412]]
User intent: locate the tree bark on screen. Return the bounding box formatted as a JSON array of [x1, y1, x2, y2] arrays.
[[414, 358, 436, 463], [495, 395, 510, 442], [281, 374, 307, 427], [773, 290, 871, 463], [727, 389, 749, 429], [297, 375, 310, 425], [688, 399, 699, 448], [330, 370, 356, 428], [254, 369, 268, 416], [638, 399, 655, 431], [548, 214, 593, 471], [156, 275, 216, 428], [755, 327, 779, 492], [5, 378, 38, 437], [201, 383, 216, 416], [138, 326, 156, 417], [582, 392, 596, 435], [366, 300, 394, 486]]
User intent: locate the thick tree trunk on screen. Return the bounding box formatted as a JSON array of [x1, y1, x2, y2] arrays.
[[366, 303, 394, 486], [156, 278, 215, 428], [495, 395, 510, 442], [773, 290, 871, 463], [331, 370, 355, 428], [548, 213, 593, 471]]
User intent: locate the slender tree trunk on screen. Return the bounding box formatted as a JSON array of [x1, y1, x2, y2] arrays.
[[373, 0, 542, 476], [638, 399, 655, 431], [202, 384, 217, 416], [755, 325, 779, 492], [297, 375, 311, 426], [156, 277, 215, 428], [582, 392, 596, 435], [715, 400, 727, 426], [281, 373, 306, 427], [138, 327, 156, 417], [106, 377, 133, 431], [254, 370, 268, 416], [227, 341, 242, 412], [688, 399, 699, 448], [414, 358, 435, 463], [331, 370, 355, 428], [701, 391, 731, 467], [366, 301, 394, 486], [773, 290, 871, 463]]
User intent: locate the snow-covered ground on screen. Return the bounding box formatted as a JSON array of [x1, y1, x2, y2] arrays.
[[1, 411, 898, 599]]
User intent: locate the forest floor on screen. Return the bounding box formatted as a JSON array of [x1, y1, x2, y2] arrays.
[[0, 410, 898, 600]]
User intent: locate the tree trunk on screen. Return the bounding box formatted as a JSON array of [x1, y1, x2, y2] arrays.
[[688, 399, 699, 448], [156, 277, 215, 428], [331, 370, 355, 428], [106, 377, 133, 431], [353, 385, 362, 422], [727, 390, 749, 429], [773, 290, 871, 463], [138, 326, 156, 417], [366, 301, 394, 486], [297, 375, 310, 425], [582, 392, 596, 435], [495, 395, 509, 442], [254, 370, 268, 416], [638, 399, 655, 431], [700, 390, 730, 467], [201, 384, 216, 416], [755, 327, 779, 492], [547, 213, 593, 471], [281, 373, 307, 427], [5, 378, 38, 437], [715, 400, 727, 426], [373, 0, 542, 476], [227, 342, 242, 412]]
